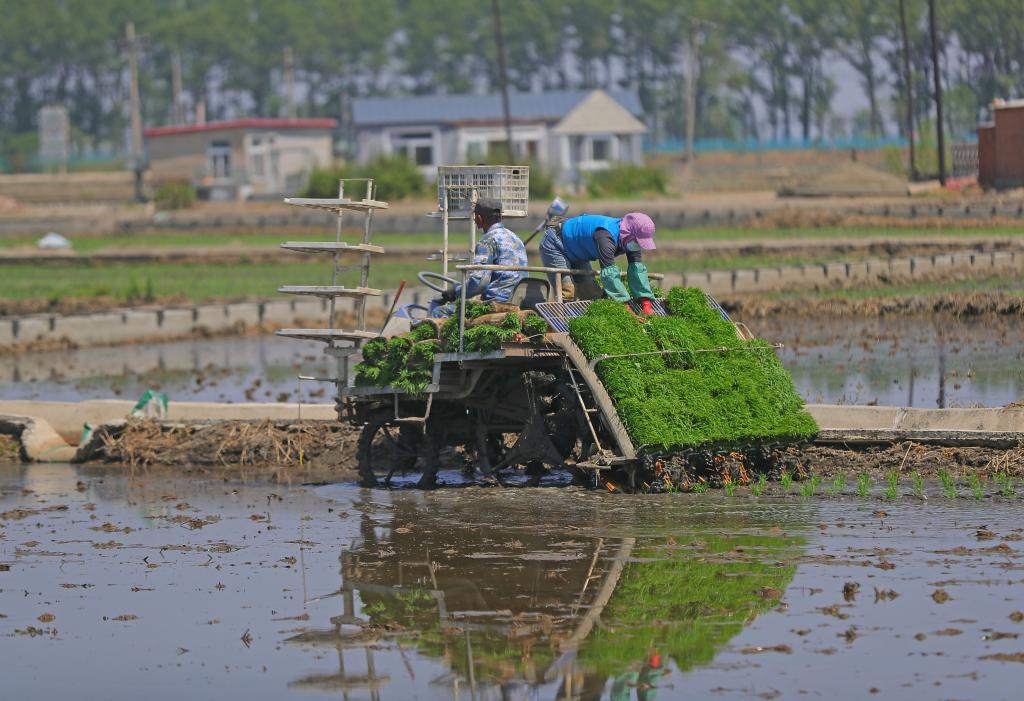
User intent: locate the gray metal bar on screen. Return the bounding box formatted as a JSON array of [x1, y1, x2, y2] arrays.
[[458, 269, 468, 353], [588, 344, 783, 370]]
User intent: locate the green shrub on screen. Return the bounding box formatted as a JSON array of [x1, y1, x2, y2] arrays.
[[303, 155, 427, 201], [154, 180, 196, 210], [585, 162, 667, 198], [568, 288, 817, 451], [526, 162, 555, 199]]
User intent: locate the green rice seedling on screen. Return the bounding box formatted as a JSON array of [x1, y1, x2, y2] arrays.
[[969, 472, 985, 500], [939, 468, 957, 499], [568, 290, 818, 452], [884, 471, 900, 500], [780, 470, 793, 492], [408, 322, 438, 342], [750, 474, 767, 497], [522, 313, 549, 341], [912, 471, 925, 498], [828, 475, 846, 496], [724, 480, 737, 496], [800, 475, 821, 497], [857, 473, 871, 498], [996, 473, 1015, 498], [691, 482, 710, 494]]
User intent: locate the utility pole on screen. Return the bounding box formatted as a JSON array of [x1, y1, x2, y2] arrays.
[[898, 0, 917, 179], [684, 19, 700, 163], [171, 51, 184, 125], [491, 0, 514, 161], [284, 46, 297, 120], [928, 0, 946, 185], [125, 21, 146, 202]]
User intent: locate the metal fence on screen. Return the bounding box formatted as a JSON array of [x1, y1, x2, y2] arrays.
[[644, 136, 911, 154], [951, 142, 979, 179]]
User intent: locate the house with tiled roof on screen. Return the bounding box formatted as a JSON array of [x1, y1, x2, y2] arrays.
[[352, 89, 646, 184], [144, 118, 336, 200]]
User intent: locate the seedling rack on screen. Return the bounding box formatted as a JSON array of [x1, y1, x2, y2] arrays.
[[276, 179, 389, 390]]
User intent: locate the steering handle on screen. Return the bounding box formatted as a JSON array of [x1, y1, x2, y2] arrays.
[[418, 270, 460, 293]]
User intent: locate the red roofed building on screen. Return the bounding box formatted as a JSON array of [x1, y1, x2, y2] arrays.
[[144, 118, 336, 200]]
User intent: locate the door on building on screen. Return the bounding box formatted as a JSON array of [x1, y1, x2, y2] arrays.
[[207, 140, 232, 181]]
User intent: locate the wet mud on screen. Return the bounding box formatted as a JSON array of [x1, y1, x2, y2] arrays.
[[3, 464, 1024, 700], [79, 419, 361, 480], [64, 419, 1024, 500]]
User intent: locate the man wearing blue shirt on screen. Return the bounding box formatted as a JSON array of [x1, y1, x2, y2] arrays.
[[430, 197, 529, 317], [538, 211, 657, 314]]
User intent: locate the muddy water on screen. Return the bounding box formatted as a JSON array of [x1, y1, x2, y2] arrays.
[[3, 315, 1021, 408], [756, 314, 1024, 408], [0, 335, 333, 403], [2, 465, 1023, 700]]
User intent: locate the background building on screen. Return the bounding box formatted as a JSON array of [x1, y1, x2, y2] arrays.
[[978, 100, 1024, 190], [352, 89, 646, 185], [144, 118, 336, 200]]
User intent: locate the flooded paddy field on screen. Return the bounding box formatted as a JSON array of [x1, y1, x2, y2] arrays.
[[757, 314, 1024, 408], [3, 314, 1022, 408], [3, 463, 1024, 700]]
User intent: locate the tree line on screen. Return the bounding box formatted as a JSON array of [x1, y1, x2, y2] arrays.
[[1, 0, 1021, 169]]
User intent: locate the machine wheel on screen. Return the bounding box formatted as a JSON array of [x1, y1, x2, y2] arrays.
[[356, 412, 422, 488]]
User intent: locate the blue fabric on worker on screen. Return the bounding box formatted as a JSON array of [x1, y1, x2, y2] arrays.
[[458, 222, 528, 301], [559, 214, 621, 262], [430, 222, 527, 318]]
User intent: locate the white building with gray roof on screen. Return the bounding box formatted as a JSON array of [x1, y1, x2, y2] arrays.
[[351, 89, 647, 186]]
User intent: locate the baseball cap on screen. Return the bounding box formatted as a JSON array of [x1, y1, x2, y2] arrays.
[[474, 197, 502, 216]]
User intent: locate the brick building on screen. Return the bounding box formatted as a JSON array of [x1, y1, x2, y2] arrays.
[[978, 100, 1024, 189]]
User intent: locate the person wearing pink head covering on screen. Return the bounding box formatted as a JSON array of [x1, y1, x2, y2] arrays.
[[538, 211, 657, 314]]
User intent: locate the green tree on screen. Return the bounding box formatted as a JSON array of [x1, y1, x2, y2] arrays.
[[833, 0, 893, 137]]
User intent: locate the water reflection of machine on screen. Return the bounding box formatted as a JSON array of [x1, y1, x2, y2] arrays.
[[286, 495, 805, 700]]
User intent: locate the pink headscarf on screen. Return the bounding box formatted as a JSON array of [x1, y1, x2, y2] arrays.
[[619, 212, 656, 250]]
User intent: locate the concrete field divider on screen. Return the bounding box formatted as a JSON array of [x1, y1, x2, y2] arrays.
[[2, 246, 1023, 351]]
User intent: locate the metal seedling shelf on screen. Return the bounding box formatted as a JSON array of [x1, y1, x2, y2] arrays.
[[280, 242, 385, 255], [276, 328, 380, 343], [278, 285, 384, 299], [277, 179, 388, 388], [282, 197, 389, 213]]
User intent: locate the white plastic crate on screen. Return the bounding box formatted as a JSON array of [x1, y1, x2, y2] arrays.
[[437, 165, 529, 217]]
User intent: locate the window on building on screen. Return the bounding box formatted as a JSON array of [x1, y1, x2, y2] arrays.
[[251, 153, 265, 177], [414, 145, 433, 166], [591, 137, 611, 162], [466, 141, 485, 163], [392, 132, 434, 166], [208, 140, 231, 179], [487, 140, 510, 160]]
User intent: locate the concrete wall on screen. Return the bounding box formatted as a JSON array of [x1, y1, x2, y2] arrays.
[[148, 129, 244, 182], [4, 400, 1022, 455], [0, 171, 143, 204], [147, 126, 332, 192], [0, 298, 329, 353]]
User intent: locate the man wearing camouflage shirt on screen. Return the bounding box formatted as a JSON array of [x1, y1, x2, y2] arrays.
[[430, 197, 528, 317]]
